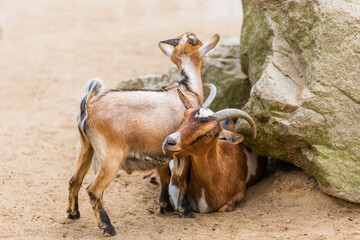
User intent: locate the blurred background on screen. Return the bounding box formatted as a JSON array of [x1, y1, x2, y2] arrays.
[[0, 0, 242, 88], [0, 1, 243, 238]]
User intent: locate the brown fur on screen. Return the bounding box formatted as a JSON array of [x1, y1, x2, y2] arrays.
[[67, 33, 220, 235], [164, 108, 267, 213], [171, 33, 204, 70]]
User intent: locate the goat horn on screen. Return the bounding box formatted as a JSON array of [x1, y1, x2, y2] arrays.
[[199, 34, 220, 58], [203, 84, 217, 109], [213, 109, 257, 139], [159, 38, 180, 47]]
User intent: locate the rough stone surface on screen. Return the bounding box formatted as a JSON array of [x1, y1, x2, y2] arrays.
[[239, 0, 360, 203], [117, 38, 250, 111]]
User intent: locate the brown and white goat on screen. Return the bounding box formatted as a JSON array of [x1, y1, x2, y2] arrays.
[[163, 86, 267, 214], [66, 33, 219, 236]]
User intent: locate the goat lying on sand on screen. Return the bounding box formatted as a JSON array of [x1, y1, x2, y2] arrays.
[[67, 33, 219, 236], [163, 86, 267, 214]]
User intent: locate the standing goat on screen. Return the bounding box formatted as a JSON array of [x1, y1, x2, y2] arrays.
[[163, 85, 267, 214], [66, 33, 219, 236]]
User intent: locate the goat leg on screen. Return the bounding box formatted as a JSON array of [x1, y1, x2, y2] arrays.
[[86, 150, 122, 236], [218, 183, 245, 213], [177, 158, 194, 218], [157, 166, 174, 214], [67, 141, 94, 220]]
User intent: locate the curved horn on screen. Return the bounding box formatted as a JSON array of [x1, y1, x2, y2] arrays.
[[199, 34, 220, 58], [213, 109, 257, 139], [203, 83, 217, 109]]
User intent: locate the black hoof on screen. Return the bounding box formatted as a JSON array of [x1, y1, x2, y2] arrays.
[[66, 210, 80, 220], [180, 208, 195, 218], [103, 225, 116, 237], [160, 202, 175, 214]]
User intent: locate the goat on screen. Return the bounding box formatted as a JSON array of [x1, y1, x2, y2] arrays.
[[66, 33, 220, 236], [162, 85, 267, 214]]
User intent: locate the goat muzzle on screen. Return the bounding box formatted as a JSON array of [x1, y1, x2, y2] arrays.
[[162, 132, 182, 155], [159, 38, 181, 47]]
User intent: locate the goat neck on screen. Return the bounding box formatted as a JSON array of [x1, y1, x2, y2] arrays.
[[189, 140, 222, 187], [178, 58, 204, 104]]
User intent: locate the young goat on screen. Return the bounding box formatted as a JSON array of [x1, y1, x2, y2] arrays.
[[163, 86, 267, 214], [67, 33, 219, 236]]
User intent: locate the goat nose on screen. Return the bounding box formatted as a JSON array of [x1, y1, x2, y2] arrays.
[[166, 137, 177, 146]]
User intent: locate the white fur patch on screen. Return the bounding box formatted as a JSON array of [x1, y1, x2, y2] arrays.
[[180, 58, 202, 95], [168, 159, 180, 207], [198, 188, 209, 213], [180, 35, 188, 44], [163, 132, 181, 154], [195, 108, 214, 118], [243, 146, 258, 183], [169, 132, 181, 141]]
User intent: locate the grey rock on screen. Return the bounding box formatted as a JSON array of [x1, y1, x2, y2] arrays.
[[239, 0, 360, 203]]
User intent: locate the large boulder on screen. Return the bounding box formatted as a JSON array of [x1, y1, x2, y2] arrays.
[[117, 38, 251, 110], [239, 0, 360, 202]]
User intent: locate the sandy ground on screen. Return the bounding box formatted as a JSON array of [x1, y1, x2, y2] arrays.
[[0, 1, 359, 239]]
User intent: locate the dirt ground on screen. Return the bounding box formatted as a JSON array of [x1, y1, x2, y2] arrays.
[[0, 1, 359, 239]]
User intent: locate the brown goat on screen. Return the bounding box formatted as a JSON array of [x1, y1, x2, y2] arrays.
[[163, 86, 267, 214], [66, 33, 220, 236]]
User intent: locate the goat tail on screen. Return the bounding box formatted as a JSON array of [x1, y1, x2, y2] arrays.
[[78, 77, 103, 137]]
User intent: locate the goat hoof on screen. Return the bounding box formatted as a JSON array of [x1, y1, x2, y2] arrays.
[[160, 205, 175, 214], [66, 210, 80, 220], [103, 225, 116, 237], [181, 209, 195, 218], [160, 202, 174, 214]]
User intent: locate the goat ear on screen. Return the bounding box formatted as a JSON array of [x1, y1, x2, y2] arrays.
[[177, 89, 194, 109], [218, 129, 244, 144], [199, 34, 220, 58], [158, 38, 180, 58], [158, 42, 174, 58]]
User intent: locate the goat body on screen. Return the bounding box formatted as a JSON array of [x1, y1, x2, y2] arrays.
[[170, 120, 267, 213], [163, 91, 267, 214], [87, 85, 193, 171], [67, 33, 220, 236]]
